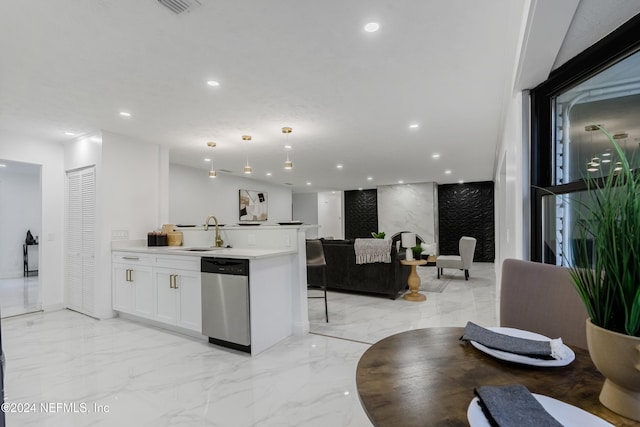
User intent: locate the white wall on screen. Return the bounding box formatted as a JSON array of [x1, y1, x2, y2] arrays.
[[0, 162, 41, 278], [0, 131, 65, 311], [170, 163, 292, 227], [98, 131, 165, 318], [317, 191, 342, 239], [377, 182, 438, 245], [292, 193, 319, 238], [494, 92, 526, 286]]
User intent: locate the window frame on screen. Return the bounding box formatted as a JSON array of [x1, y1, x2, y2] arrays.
[[530, 13, 640, 262]]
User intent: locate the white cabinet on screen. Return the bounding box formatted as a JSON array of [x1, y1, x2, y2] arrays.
[[112, 261, 153, 318], [112, 252, 201, 334], [154, 267, 201, 332]]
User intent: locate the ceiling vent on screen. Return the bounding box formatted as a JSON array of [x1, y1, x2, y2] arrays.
[[219, 169, 233, 173], [157, 0, 201, 15]]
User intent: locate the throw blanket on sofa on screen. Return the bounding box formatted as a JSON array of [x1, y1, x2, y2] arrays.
[[354, 238, 392, 264]]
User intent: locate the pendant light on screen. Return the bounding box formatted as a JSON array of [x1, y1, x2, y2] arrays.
[[613, 132, 628, 173], [282, 127, 293, 170], [242, 135, 253, 174], [585, 125, 600, 173], [207, 141, 217, 178]]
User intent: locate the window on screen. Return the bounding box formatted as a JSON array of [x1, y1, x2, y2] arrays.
[[530, 14, 640, 265]]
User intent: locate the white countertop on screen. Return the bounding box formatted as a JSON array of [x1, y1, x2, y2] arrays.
[[175, 224, 318, 230], [113, 245, 297, 259]]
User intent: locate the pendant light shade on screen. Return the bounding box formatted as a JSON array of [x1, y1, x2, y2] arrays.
[[207, 141, 217, 178], [282, 127, 293, 170], [242, 135, 252, 174]]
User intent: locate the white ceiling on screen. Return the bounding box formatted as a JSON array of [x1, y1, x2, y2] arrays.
[[1, 0, 632, 192]]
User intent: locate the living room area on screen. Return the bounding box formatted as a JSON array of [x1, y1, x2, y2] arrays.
[[299, 178, 497, 348]]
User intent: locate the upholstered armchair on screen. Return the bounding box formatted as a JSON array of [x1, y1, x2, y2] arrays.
[[436, 236, 477, 280]]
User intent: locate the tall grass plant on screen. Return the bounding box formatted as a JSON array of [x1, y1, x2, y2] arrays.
[[569, 125, 640, 336]]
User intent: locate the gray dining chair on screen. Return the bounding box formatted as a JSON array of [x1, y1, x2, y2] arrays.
[[436, 236, 476, 280], [500, 258, 588, 349], [306, 239, 328, 322]]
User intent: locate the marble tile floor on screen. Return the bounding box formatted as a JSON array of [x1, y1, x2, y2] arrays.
[[0, 276, 40, 319], [1, 263, 496, 427]]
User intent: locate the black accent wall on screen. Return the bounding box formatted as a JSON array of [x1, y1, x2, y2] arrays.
[[438, 181, 495, 262], [344, 189, 378, 239]]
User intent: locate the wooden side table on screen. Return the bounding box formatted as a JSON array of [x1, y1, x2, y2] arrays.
[[400, 259, 427, 301]]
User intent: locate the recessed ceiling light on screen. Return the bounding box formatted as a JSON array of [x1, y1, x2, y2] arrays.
[[364, 22, 379, 32], [207, 80, 220, 87], [458, 180, 464, 184], [0, 164, 6, 168], [432, 153, 440, 159], [284, 145, 292, 149], [306, 182, 312, 186], [65, 131, 76, 136], [358, 187, 363, 191], [204, 158, 211, 162], [398, 180, 404, 184], [266, 172, 272, 177], [119, 111, 131, 117], [409, 124, 419, 129], [367, 176, 373, 180], [336, 164, 343, 169], [445, 170, 452, 175]]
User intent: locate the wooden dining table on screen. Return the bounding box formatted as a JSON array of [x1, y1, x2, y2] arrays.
[[355, 327, 639, 426]]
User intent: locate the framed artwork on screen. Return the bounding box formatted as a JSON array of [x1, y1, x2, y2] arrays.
[[239, 189, 268, 221]]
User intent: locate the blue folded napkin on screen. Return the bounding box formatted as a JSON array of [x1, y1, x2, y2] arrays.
[[474, 384, 563, 427], [461, 322, 566, 360]]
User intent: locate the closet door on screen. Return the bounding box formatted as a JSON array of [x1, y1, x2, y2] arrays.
[[66, 167, 96, 316]]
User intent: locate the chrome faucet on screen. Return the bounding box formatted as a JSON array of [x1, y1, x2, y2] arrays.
[[204, 215, 224, 247]]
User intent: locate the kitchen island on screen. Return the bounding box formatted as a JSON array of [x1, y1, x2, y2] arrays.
[[111, 224, 315, 355]]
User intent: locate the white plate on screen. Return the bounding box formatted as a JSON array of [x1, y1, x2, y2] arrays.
[[467, 393, 614, 427], [470, 327, 575, 367]]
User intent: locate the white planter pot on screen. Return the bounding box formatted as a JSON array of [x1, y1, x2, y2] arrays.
[[586, 318, 640, 421]]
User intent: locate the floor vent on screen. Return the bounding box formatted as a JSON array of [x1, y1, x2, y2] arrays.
[[157, 0, 201, 15]]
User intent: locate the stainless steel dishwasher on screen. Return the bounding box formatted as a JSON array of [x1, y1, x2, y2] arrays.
[[201, 257, 251, 353]]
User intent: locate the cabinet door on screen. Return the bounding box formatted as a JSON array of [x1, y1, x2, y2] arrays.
[[154, 269, 178, 324], [175, 270, 202, 332], [131, 266, 153, 319], [112, 264, 133, 313]]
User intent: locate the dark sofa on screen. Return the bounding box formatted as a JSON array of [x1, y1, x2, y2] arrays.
[[307, 239, 410, 299]]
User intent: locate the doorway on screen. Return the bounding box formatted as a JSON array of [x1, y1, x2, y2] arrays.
[[0, 159, 42, 318]]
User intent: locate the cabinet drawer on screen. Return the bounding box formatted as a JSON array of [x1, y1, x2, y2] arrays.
[[113, 252, 154, 265]]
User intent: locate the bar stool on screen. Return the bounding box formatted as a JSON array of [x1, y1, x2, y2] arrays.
[[306, 239, 328, 322]]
